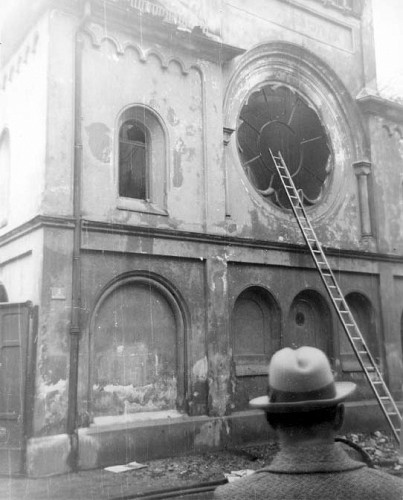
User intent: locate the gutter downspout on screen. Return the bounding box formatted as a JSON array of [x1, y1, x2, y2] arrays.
[[67, 1, 91, 471]]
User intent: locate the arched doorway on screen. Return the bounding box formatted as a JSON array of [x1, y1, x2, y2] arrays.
[[340, 292, 378, 371], [232, 286, 280, 410], [90, 275, 185, 419], [287, 290, 332, 357]]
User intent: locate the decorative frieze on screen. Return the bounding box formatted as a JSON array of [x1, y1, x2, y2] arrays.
[[85, 22, 191, 74]]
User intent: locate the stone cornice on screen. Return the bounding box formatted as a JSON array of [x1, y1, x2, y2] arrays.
[[89, 1, 244, 63], [357, 93, 403, 124], [0, 215, 75, 248], [81, 219, 403, 265], [278, 0, 363, 18], [1, 216, 403, 265]]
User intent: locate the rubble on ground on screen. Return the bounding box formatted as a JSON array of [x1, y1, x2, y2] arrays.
[[99, 431, 402, 488]]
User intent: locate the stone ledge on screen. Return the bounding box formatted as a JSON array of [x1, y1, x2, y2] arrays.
[[24, 401, 401, 477]]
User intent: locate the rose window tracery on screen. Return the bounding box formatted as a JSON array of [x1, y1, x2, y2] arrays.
[[237, 84, 331, 209]]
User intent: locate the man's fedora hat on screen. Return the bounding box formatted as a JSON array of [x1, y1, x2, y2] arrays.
[[250, 346, 356, 413]]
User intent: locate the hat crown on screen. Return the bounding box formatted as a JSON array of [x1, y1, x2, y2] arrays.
[[269, 346, 334, 393], [249, 346, 356, 412]]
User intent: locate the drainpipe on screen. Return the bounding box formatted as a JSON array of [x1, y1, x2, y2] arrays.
[[67, 1, 91, 471]]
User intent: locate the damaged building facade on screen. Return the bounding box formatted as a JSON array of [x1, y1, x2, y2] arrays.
[[1, 0, 403, 477]]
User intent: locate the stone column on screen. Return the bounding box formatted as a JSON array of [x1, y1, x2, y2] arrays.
[[223, 127, 235, 218], [353, 161, 373, 237], [205, 254, 232, 417]]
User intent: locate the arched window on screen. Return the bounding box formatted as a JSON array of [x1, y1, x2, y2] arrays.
[[117, 106, 167, 214], [119, 120, 148, 200], [287, 290, 333, 359], [90, 275, 185, 419], [232, 286, 281, 410], [340, 292, 379, 371], [0, 130, 10, 226]]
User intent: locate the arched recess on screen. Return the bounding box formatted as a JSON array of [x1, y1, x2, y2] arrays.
[[231, 286, 281, 410], [115, 104, 168, 215], [223, 41, 369, 221], [89, 273, 187, 419], [340, 292, 379, 371], [286, 289, 333, 358], [0, 283, 8, 302]]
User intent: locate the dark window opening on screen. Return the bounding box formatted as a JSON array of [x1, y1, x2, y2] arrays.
[[119, 120, 148, 200], [295, 312, 305, 326], [237, 84, 331, 209]]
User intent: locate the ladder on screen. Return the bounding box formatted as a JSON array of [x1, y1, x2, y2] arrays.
[[269, 149, 402, 443]]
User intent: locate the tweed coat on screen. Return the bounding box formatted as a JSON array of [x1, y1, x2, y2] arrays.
[[214, 443, 403, 499]]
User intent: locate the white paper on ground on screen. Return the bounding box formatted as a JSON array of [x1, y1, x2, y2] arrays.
[[224, 469, 255, 482], [105, 462, 148, 473]]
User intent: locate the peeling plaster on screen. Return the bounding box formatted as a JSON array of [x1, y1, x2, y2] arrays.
[[173, 138, 185, 187], [92, 378, 177, 416], [85, 123, 111, 163], [186, 124, 196, 136], [194, 419, 222, 448], [207, 353, 232, 417], [167, 107, 179, 126], [36, 378, 68, 435], [192, 356, 208, 381], [26, 434, 71, 477]]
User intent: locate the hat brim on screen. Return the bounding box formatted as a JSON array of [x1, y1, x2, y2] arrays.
[[249, 381, 356, 413]]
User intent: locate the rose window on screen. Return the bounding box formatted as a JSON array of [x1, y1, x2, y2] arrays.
[[237, 84, 331, 209]]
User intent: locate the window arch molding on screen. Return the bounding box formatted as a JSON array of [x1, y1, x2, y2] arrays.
[[287, 288, 333, 359], [342, 291, 379, 367], [87, 271, 189, 418], [115, 104, 169, 215], [231, 284, 281, 374], [224, 41, 369, 220]]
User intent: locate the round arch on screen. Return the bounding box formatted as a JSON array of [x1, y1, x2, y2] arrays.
[[88, 272, 187, 419], [231, 285, 281, 410], [114, 103, 169, 213], [287, 289, 333, 358], [342, 291, 379, 365], [232, 285, 281, 359], [223, 41, 369, 221]]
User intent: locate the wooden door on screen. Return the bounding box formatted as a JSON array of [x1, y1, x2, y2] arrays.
[[0, 302, 37, 475]]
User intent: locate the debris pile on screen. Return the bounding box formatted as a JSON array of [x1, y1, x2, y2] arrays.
[[341, 431, 402, 473], [240, 431, 402, 474]]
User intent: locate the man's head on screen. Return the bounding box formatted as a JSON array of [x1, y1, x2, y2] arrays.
[[249, 346, 355, 441]]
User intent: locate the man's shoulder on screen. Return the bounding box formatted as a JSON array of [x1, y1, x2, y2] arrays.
[[359, 466, 403, 486], [214, 473, 269, 500], [213, 467, 403, 500]]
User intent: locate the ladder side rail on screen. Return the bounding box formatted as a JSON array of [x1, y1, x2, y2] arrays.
[[270, 149, 402, 441], [310, 240, 402, 440], [273, 149, 391, 381], [317, 269, 401, 438], [293, 196, 403, 433], [273, 152, 318, 244]]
